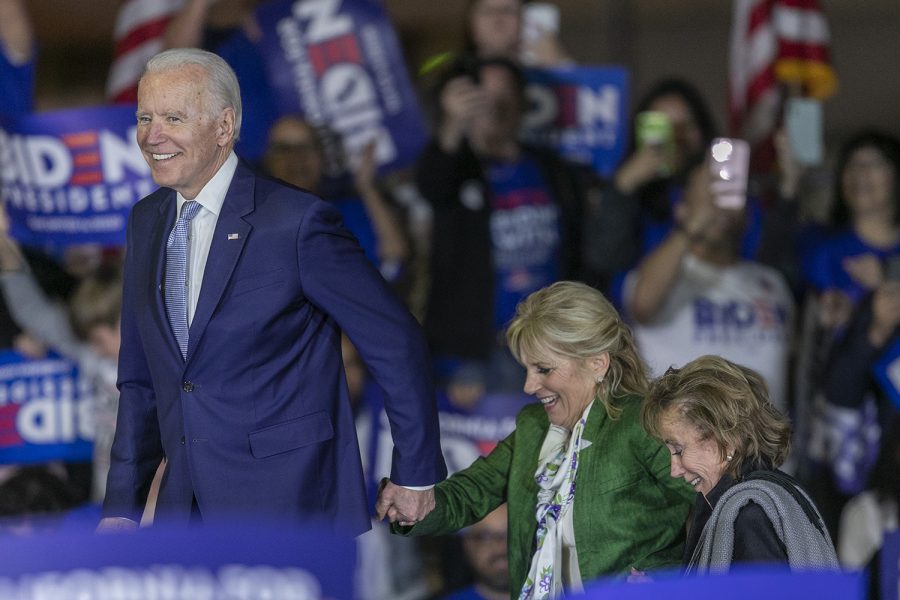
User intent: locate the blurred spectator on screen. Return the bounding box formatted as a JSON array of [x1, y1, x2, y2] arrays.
[[163, 0, 276, 162], [264, 116, 411, 289], [0, 218, 122, 504], [460, 0, 569, 67], [441, 504, 509, 600], [0, 466, 78, 536], [624, 162, 794, 413], [0, 0, 35, 119], [808, 279, 900, 536], [803, 131, 900, 320], [838, 416, 900, 570], [417, 56, 584, 393]]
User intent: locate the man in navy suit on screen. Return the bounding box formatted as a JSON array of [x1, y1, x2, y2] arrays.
[[98, 48, 445, 534]]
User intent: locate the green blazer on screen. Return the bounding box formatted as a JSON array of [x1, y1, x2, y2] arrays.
[[399, 395, 693, 597]]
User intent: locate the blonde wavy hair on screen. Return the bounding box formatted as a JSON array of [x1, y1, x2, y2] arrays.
[[506, 281, 648, 419], [641, 355, 791, 475]]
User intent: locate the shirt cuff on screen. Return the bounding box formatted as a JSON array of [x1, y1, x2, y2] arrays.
[[399, 484, 434, 491]]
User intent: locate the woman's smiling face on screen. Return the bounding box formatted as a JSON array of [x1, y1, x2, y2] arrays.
[[521, 348, 606, 430], [659, 406, 729, 497]]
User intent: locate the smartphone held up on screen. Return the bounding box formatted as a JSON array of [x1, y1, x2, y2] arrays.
[[708, 137, 750, 210]]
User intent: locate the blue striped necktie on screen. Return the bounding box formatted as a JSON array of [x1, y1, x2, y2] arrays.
[[165, 200, 202, 358]]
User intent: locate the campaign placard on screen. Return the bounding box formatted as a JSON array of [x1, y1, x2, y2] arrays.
[[0, 350, 92, 464], [255, 0, 428, 180], [0, 105, 155, 247], [0, 522, 356, 600], [522, 66, 629, 177]]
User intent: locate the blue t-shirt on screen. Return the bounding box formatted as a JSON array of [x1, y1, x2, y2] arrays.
[[804, 229, 900, 304], [486, 156, 561, 331]]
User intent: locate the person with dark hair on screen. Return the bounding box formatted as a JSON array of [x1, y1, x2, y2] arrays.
[[642, 355, 838, 572], [0, 467, 78, 536], [418, 56, 586, 394], [395, 281, 692, 598], [804, 130, 900, 312]]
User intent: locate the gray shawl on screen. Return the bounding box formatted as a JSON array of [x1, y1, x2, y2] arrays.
[[686, 477, 839, 573]]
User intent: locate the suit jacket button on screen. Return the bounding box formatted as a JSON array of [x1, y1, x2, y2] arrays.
[[180, 436, 185, 445], [182, 381, 194, 392]]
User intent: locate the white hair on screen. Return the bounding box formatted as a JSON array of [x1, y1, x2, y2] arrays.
[[144, 48, 242, 140]]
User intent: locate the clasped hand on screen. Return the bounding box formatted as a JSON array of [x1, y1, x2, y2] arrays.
[[374, 478, 435, 527]]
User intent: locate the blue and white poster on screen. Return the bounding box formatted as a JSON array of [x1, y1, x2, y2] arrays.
[[0, 523, 357, 599], [522, 66, 629, 177], [0, 105, 155, 247], [255, 0, 428, 180], [0, 350, 92, 465], [584, 568, 862, 600]]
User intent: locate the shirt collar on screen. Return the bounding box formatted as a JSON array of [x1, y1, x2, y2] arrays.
[[175, 151, 239, 217]]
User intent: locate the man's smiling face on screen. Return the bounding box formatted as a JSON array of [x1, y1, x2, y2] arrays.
[[136, 65, 233, 199]]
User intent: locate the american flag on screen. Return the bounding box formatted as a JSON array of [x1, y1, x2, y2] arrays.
[[106, 0, 185, 104], [728, 0, 838, 147]]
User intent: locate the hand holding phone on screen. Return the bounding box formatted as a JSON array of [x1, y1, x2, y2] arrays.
[[708, 137, 750, 209]]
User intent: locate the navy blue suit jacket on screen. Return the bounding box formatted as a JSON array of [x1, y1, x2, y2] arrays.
[[103, 161, 446, 534]]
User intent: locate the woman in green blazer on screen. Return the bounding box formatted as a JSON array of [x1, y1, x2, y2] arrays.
[[395, 281, 693, 599]]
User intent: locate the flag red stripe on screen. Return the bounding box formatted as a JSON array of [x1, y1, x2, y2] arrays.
[[114, 16, 171, 58], [778, 40, 831, 63]]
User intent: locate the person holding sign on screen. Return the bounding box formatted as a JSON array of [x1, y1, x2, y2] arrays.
[[394, 281, 693, 599], [641, 355, 839, 572], [98, 48, 445, 533]]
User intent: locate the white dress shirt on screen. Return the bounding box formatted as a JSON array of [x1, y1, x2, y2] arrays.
[[173, 152, 238, 325]]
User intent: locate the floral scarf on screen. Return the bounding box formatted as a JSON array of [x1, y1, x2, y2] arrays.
[[519, 401, 593, 600]]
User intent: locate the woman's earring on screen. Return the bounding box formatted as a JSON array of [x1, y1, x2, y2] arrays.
[[726, 454, 733, 462]]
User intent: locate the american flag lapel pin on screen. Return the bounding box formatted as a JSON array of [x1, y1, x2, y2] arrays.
[[227, 233, 240, 240]]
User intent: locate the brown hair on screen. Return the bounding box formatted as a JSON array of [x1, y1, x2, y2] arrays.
[[641, 355, 791, 475], [69, 267, 122, 340], [506, 281, 648, 419]]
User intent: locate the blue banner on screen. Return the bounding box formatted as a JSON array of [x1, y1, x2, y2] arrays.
[[0, 350, 92, 465], [0, 522, 356, 599], [522, 66, 629, 177], [584, 567, 862, 600], [883, 530, 900, 600], [0, 105, 155, 247], [873, 339, 900, 410], [255, 0, 428, 181]]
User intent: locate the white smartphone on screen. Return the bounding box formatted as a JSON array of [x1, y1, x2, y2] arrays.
[[708, 137, 750, 210], [785, 97, 824, 166]]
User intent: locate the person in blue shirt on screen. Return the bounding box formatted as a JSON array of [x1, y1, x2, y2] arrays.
[[0, 0, 35, 120]]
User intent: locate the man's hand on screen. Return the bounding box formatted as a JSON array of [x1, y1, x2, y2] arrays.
[[96, 517, 139, 534], [375, 479, 435, 526]]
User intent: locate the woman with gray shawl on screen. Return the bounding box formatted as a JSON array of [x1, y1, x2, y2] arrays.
[[641, 355, 838, 573]]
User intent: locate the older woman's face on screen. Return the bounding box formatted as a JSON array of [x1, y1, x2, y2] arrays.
[[521, 349, 601, 430], [659, 406, 728, 497]]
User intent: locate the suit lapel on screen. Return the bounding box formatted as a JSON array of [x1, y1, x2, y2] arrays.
[[152, 191, 181, 358], [185, 163, 255, 362]]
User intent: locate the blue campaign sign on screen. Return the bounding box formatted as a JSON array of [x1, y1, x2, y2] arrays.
[[521, 66, 630, 178], [0, 105, 156, 248], [0, 522, 357, 599], [873, 338, 900, 410], [584, 567, 863, 600], [255, 0, 428, 181], [883, 530, 900, 600], [0, 350, 92, 465]]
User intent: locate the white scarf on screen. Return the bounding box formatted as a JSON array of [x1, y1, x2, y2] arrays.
[[519, 401, 593, 600]]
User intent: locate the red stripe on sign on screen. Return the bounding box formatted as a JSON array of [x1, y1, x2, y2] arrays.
[[74, 152, 101, 167], [308, 44, 326, 76], [62, 132, 98, 148], [70, 172, 104, 186]]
